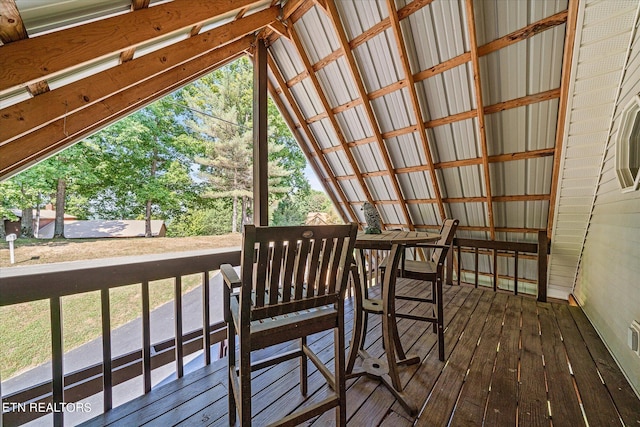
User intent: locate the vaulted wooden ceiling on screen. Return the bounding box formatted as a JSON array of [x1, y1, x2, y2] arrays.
[[0, 0, 578, 245]]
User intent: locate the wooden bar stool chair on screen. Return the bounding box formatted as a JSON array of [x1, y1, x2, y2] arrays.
[[222, 223, 357, 426]]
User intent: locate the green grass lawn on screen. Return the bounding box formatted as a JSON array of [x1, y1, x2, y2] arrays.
[[0, 234, 241, 380]]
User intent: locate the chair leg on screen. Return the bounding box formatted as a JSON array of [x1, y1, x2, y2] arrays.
[[300, 337, 308, 396], [436, 276, 445, 361], [431, 280, 437, 334], [335, 319, 347, 426], [239, 332, 252, 426], [227, 326, 236, 425]]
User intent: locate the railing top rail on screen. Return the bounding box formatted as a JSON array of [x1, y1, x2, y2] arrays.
[[454, 237, 538, 254], [0, 247, 241, 306]]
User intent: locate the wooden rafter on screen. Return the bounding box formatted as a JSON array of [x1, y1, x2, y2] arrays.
[[283, 7, 569, 124], [465, 0, 495, 239], [0, 7, 278, 145], [385, 0, 446, 223], [268, 80, 349, 223], [287, 23, 383, 225], [0, 0, 264, 93], [0, 1, 53, 98], [547, 0, 580, 239], [267, 53, 360, 224], [0, 38, 252, 179], [0, 0, 27, 43], [324, 1, 416, 230], [332, 147, 556, 183]]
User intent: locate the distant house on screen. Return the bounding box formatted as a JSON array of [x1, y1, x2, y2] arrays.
[[37, 220, 167, 239], [305, 212, 330, 225], [3, 209, 77, 237]]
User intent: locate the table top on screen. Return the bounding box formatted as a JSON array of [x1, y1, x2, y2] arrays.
[[355, 230, 440, 250]]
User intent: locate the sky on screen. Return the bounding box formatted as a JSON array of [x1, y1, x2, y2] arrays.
[[304, 164, 325, 192]]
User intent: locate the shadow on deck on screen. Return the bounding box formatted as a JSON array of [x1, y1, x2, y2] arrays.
[[81, 281, 640, 426]]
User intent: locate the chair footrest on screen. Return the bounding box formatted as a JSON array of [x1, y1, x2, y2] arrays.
[[396, 311, 437, 323], [396, 294, 435, 304]]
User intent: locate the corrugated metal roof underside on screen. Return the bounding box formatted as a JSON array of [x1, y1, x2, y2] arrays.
[[267, 0, 572, 287]]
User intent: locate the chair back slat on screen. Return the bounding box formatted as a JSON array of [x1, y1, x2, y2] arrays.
[[302, 239, 323, 300], [293, 237, 312, 301], [269, 241, 284, 305], [254, 240, 270, 308], [241, 224, 357, 321], [432, 219, 459, 263]]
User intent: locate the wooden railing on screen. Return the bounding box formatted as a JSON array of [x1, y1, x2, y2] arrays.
[[0, 247, 241, 426], [454, 230, 549, 302]]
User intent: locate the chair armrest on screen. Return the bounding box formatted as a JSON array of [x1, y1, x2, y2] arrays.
[[221, 264, 241, 290]]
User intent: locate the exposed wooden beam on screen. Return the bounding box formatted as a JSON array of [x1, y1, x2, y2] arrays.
[[0, 7, 278, 145], [386, 0, 446, 222], [548, 0, 579, 238], [288, 23, 382, 224], [26, 81, 50, 96], [312, 47, 344, 72], [0, 0, 264, 93], [414, 52, 471, 82], [348, 0, 435, 49], [131, 0, 151, 10], [477, 10, 569, 57], [268, 80, 348, 223], [368, 80, 408, 100], [268, 53, 360, 223], [484, 88, 561, 114], [253, 39, 269, 226], [465, 0, 495, 239], [325, 0, 415, 230], [0, 0, 27, 43], [0, 38, 251, 179], [425, 110, 477, 129]]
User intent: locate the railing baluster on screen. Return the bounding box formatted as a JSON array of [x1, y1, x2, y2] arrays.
[[142, 281, 151, 393], [474, 247, 479, 288], [537, 230, 548, 302], [50, 296, 64, 427], [493, 249, 498, 292], [514, 251, 519, 296], [175, 276, 184, 378], [203, 271, 211, 365], [101, 289, 112, 411], [457, 242, 461, 285]]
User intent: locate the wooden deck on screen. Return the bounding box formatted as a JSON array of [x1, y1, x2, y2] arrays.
[[82, 280, 640, 427]]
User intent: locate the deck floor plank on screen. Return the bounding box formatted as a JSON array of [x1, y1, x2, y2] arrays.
[[552, 303, 621, 426], [568, 305, 640, 426], [517, 296, 549, 426], [415, 290, 500, 426], [448, 291, 502, 425], [78, 284, 640, 427], [484, 295, 522, 426], [537, 302, 585, 427]]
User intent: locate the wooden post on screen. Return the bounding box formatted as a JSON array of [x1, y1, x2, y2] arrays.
[[537, 230, 548, 302], [253, 38, 269, 226], [50, 297, 64, 427]]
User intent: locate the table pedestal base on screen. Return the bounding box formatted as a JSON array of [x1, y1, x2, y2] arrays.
[[346, 349, 418, 416]]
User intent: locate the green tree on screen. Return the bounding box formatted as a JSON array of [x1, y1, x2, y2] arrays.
[[181, 58, 292, 232], [87, 97, 197, 235]]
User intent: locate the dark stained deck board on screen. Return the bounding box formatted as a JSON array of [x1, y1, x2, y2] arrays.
[[484, 295, 522, 425], [79, 284, 640, 427], [309, 280, 464, 426], [552, 303, 621, 426], [517, 295, 549, 426], [537, 301, 585, 427], [568, 305, 640, 426], [415, 291, 500, 426], [448, 291, 503, 425]]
